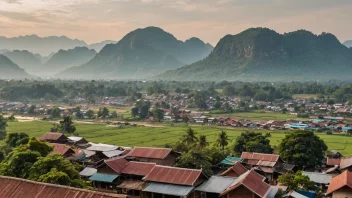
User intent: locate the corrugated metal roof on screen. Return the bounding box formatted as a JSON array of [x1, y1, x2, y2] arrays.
[[143, 166, 202, 186], [40, 132, 66, 141], [79, 167, 97, 177], [105, 158, 129, 173], [68, 136, 84, 142], [302, 171, 332, 184], [0, 176, 126, 198], [284, 191, 309, 198], [220, 162, 248, 176], [327, 170, 352, 195], [221, 170, 270, 198], [219, 156, 242, 166], [87, 143, 118, 152], [48, 143, 74, 156], [117, 180, 145, 190], [128, 147, 172, 159], [121, 161, 156, 176], [196, 176, 236, 193], [89, 173, 119, 183], [103, 150, 125, 158], [241, 152, 279, 162], [143, 182, 194, 196], [83, 149, 96, 157]]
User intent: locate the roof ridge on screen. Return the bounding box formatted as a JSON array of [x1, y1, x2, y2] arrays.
[[0, 176, 124, 197], [155, 165, 202, 172]]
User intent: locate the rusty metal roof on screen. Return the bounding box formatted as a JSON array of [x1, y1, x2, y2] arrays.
[[127, 147, 172, 159], [220, 162, 248, 176], [121, 161, 156, 176], [327, 171, 352, 195], [105, 158, 129, 173], [221, 170, 270, 198], [48, 143, 74, 156], [0, 176, 126, 198], [241, 152, 279, 162], [40, 132, 67, 141], [143, 166, 202, 186], [117, 180, 145, 190]]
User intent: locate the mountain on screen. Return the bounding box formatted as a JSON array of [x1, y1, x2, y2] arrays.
[[89, 40, 118, 52], [57, 27, 212, 79], [0, 55, 31, 79], [2, 50, 43, 74], [0, 49, 10, 54], [344, 40, 352, 48], [158, 28, 352, 81], [0, 35, 87, 56], [44, 47, 97, 75]]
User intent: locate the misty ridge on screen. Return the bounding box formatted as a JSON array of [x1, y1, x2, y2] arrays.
[[0, 26, 351, 81]]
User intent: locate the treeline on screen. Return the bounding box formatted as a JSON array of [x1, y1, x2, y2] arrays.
[[1, 80, 352, 102]]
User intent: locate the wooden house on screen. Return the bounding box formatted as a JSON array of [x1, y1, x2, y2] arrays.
[[196, 176, 236, 198], [126, 147, 180, 166], [326, 171, 352, 198], [39, 132, 68, 144], [47, 143, 76, 158], [220, 162, 248, 177]]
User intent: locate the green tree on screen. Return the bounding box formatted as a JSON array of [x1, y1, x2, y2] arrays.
[[278, 171, 317, 191], [74, 107, 83, 119], [197, 135, 209, 150], [7, 114, 16, 122], [111, 111, 118, 119], [5, 133, 29, 148], [279, 131, 327, 169], [131, 107, 139, 118], [139, 104, 150, 119], [59, 116, 76, 134], [216, 130, 230, 152], [85, 109, 95, 119], [28, 105, 36, 115], [51, 107, 61, 118], [182, 128, 198, 146], [0, 115, 8, 140], [98, 107, 109, 119], [27, 137, 53, 156], [37, 168, 71, 186], [176, 149, 213, 176], [234, 132, 273, 154], [152, 108, 164, 122]]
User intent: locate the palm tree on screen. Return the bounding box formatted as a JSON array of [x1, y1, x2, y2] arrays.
[[182, 128, 198, 146], [197, 135, 209, 150], [216, 130, 229, 152]]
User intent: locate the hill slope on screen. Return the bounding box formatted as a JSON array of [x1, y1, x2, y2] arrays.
[[88, 40, 118, 52], [44, 47, 97, 75], [0, 55, 31, 79], [2, 50, 42, 74], [57, 27, 212, 79], [344, 40, 352, 48], [158, 28, 352, 81], [0, 35, 87, 56]]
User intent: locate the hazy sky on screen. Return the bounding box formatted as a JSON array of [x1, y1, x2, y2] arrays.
[[0, 0, 351, 45]]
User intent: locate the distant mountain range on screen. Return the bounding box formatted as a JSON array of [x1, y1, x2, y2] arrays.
[[89, 40, 118, 52], [1, 50, 42, 74], [158, 28, 352, 81], [57, 27, 213, 79], [344, 40, 352, 48], [0, 55, 31, 79], [44, 47, 97, 75]]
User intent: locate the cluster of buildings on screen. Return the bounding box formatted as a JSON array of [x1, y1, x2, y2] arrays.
[[19, 132, 351, 198]]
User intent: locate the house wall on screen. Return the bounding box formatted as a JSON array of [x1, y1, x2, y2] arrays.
[[224, 186, 259, 198], [332, 187, 352, 198]]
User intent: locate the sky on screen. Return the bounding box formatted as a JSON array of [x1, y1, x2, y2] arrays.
[[0, 0, 351, 45]]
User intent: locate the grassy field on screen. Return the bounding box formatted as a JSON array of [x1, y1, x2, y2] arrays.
[[208, 111, 302, 121], [7, 121, 352, 155]]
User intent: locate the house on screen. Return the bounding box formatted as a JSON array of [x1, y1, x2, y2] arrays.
[[326, 171, 352, 198], [127, 147, 180, 166], [0, 176, 126, 198], [47, 143, 76, 158], [241, 152, 295, 182], [218, 156, 242, 167], [142, 166, 205, 198], [39, 132, 68, 144], [79, 167, 97, 178], [67, 136, 89, 148], [196, 176, 237, 198], [302, 171, 332, 191], [220, 162, 248, 177], [220, 170, 271, 198]]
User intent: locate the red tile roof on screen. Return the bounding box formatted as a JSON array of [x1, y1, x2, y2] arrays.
[[121, 161, 156, 176], [220, 162, 248, 176], [0, 176, 126, 198], [48, 143, 74, 156], [127, 147, 172, 159], [221, 170, 270, 198], [326, 158, 342, 166], [40, 132, 66, 141], [327, 171, 352, 195], [105, 158, 129, 173], [143, 166, 202, 186]]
